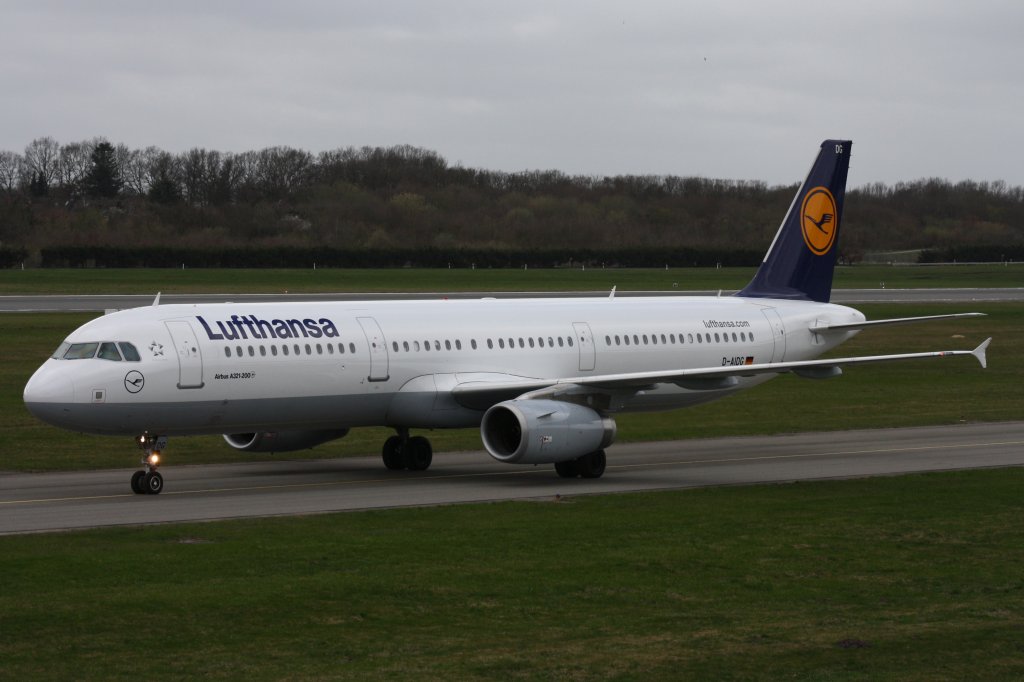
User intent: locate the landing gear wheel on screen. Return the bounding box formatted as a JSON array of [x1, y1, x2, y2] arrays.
[[578, 450, 606, 479], [130, 470, 146, 494], [143, 471, 164, 495], [406, 436, 433, 471], [382, 436, 405, 470], [555, 460, 579, 478]]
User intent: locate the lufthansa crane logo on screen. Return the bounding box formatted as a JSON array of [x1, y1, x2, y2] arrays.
[[124, 370, 145, 394], [800, 186, 838, 256]]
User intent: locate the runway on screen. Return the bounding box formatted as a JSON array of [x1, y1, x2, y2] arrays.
[[2, 421, 1022, 535], [2, 287, 1022, 312]]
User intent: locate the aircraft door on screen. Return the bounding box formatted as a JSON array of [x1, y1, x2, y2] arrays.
[[573, 322, 596, 371], [357, 317, 390, 382], [760, 309, 786, 363], [165, 320, 205, 389]]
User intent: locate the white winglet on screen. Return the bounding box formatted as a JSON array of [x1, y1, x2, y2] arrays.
[[972, 337, 991, 369], [152, 292, 161, 307]]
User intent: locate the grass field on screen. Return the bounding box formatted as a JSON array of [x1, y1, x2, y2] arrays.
[[1, 263, 1023, 294], [2, 468, 1023, 680], [0, 303, 1013, 472]]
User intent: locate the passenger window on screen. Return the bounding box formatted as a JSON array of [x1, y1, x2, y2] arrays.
[[316, 344, 323, 354], [487, 339, 493, 349], [392, 342, 399, 352], [670, 334, 677, 344], [414, 341, 421, 351], [294, 344, 301, 355], [119, 342, 141, 361], [633, 335, 639, 345], [528, 338, 535, 348], [624, 336, 630, 346], [547, 337, 554, 347], [518, 338, 524, 348], [498, 338, 505, 349], [643, 335, 649, 345], [688, 333, 694, 344], [248, 346, 255, 357], [283, 345, 290, 356], [236, 345, 243, 356], [697, 335, 702, 344], [64, 342, 98, 360], [455, 340, 462, 350], [225, 347, 232, 358], [538, 337, 545, 348], [557, 337, 564, 347], [272, 345, 278, 356], [714, 333, 720, 343], [567, 337, 574, 347], [349, 343, 356, 354], [304, 344, 310, 355], [435, 340, 441, 351], [471, 340, 477, 350], [508, 338, 514, 348], [445, 340, 452, 351], [403, 341, 410, 352], [749, 333, 755, 342], [661, 334, 667, 344], [605, 335, 611, 346], [87, 340, 112, 361], [260, 346, 267, 357]]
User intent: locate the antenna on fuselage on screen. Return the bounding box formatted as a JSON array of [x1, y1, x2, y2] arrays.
[[152, 292, 161, 307]]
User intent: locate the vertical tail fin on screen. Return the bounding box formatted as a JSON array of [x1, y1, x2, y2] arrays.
[[738, 140, 851, 303]]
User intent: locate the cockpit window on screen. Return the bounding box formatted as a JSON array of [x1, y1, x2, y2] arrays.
[[52, 342, 71, 359], [98, 342, 122, 361], [118, 342, 141, 362], [64, 342, 99, 360]]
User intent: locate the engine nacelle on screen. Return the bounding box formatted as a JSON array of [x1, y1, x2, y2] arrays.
[[223, 429, 349, 453], [480, 399, 616, 465]]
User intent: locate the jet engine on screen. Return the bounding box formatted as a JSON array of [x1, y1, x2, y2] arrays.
[[223, 429, 350, 453], [480, 399, 616, 464]]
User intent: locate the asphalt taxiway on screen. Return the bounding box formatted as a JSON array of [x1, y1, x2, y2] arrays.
[[2, 287, 1022, 312], [2, 421, 1022, 535]]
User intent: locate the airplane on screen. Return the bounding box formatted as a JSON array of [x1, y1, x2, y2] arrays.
[[23, 140, 991, 495]]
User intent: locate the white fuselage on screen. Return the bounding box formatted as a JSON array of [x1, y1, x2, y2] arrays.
[[23, 295, 863, 437]]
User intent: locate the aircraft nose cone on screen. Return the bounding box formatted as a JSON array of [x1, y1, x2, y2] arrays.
[[23, 366, 74, 426]]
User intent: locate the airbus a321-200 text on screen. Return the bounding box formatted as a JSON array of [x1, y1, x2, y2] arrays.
[[24, 140, 991, 494]]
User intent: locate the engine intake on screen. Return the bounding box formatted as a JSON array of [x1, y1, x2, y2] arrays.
[[223, 429, 349, 453], [480, 399, 616, 464]]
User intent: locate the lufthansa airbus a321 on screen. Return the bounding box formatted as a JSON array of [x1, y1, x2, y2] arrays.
[[23, 140, 990, 494]]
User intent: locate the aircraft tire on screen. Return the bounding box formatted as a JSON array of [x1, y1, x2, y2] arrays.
[[578, 450, 606, 479], [130, 470, 146, 494], [143, 471, 164, 495], [406, 436, 433, 471], [554, 460, 579, 478], [382, 436, 405, 470]]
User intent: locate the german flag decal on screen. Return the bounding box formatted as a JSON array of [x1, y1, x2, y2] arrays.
[[800, 186, 838, 256]]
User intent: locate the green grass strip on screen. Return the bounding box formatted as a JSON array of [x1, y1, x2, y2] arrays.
[[1, 468, 1023, 680]]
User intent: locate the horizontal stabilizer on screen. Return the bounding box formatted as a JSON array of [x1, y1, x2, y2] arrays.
[[809, 312, 986, 333]]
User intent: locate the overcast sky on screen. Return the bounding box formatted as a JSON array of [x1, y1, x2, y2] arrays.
[[2, 1, 1022, 187]]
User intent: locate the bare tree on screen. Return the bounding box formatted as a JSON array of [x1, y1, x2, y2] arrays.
[[0, 151, 24, 192], [23, 137, 61, 187], [55, 140, 94, 192]]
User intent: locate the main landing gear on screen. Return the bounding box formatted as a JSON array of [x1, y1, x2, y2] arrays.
[[554, 450, 607, 479], [131, 434, 167, 495], [381, 429, 433, 472]]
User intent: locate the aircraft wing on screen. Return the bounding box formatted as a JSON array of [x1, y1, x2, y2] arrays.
[[451, 338, 991, 410]]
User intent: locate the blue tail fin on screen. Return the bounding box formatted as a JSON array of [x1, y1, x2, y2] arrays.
[[738, 140, 851, 303]]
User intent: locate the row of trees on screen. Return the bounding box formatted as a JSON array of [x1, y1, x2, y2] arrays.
[[2, 137, 1023, 263]]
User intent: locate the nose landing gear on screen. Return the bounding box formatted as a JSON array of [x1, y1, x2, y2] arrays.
[[131, 434, 167, 495]]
